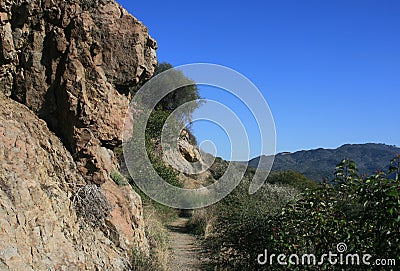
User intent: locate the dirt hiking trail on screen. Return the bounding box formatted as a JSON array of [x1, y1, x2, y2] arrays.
[[167, 217, 208, 271]]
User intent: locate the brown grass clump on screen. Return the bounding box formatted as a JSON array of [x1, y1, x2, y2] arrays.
[[73, 184, 112, 227]]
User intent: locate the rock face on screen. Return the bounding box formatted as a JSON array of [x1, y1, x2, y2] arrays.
[[0, 0, 156, 269], [0, 0, 157, 183], [0, 97, 146, 270], [163, 130, 215, 189]]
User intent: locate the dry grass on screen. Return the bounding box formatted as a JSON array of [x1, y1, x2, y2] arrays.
[[141, 204, 174, 271], [72, 184, 112, 227], [188, 207, 216, 238]]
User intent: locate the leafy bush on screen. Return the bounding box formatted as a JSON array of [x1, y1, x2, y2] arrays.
[[266, 170, 318, 191], [202, 169, 301, 270], [145, 110, 173, 142], [209, 157, 229, 180], [187, 207, 216, 237], [122, 109, 182, 189], [152, 62, 202, 124], [131, 62, 203, 125], [131, 248, 163, 271], [205, 159, 400, 270], [147, 150, 182, 188], [145, 112, 183, 188]]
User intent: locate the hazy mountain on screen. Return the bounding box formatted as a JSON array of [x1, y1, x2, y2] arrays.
[[248, 143, 399, 182]]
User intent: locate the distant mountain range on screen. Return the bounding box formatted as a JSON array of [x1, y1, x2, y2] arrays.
[[248, 143, 400, 182]]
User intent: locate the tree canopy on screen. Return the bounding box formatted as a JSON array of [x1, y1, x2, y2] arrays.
[[153, 62, 202, 124], [130, 62, 202, 125]]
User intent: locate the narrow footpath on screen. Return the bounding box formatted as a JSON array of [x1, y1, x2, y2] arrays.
[[167, 217, 206, 271]]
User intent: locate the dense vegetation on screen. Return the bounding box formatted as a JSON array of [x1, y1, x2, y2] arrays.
[[198, 157, 400, 270], [141, 61, 202, 187]]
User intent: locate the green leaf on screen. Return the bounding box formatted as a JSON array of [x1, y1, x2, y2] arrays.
[[386, 190, 398, 198]]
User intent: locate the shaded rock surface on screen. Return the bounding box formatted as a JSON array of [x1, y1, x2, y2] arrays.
[[0, 0, 157, 269]]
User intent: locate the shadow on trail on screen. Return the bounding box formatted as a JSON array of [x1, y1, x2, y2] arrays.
[[166, 223, 191, 234]]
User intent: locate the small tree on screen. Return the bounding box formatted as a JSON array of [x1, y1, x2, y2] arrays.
[[153, 62, 202, 125]]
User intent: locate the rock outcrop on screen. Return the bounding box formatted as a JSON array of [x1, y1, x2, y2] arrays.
[[0, 0, 157, 269], [0, 0, 157, 183], [163, 130, 215, 189], [0, 97, 147, 270]]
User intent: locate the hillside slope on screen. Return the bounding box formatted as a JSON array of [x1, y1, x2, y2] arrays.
[[249, 143, 399, 181]]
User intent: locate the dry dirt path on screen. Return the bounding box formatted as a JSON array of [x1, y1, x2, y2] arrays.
[[167, 217, 206, 271]]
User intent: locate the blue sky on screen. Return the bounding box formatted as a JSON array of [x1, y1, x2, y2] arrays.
[[118, 0, 400, 160]]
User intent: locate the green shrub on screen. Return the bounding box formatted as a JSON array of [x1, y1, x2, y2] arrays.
[[267, 170, 318, 191], [205, 159, 400, 270], [129, 201, 178, 271], [145, 110, 172, 141], [110, 170, 129, 186], [187, 208, 216, 236], [113, 146, 123, 160], [152, 62, 202, 124], [202, 169, 300, 270], [209, 157, 229, 180]]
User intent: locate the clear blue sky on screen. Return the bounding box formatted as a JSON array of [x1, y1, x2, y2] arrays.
[[117, 0, 400, 160]]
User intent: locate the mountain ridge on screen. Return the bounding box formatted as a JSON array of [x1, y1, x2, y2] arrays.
[[248, 143, 399, 182]]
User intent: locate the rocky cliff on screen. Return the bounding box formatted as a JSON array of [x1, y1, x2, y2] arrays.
[[0, 0, 157, 269]]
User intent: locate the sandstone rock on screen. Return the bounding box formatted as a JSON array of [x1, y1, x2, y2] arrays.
[[179, 139, 201, 163], [0, 96, 149, 270], [163, 130, 210, 176], [0, 0, 156, 269], [0, 23, 16, 63], [0, 12, 8, 24], [101, 180, 149, 253], [0, 0, 157, 183], [0, 65, 13, 96]]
